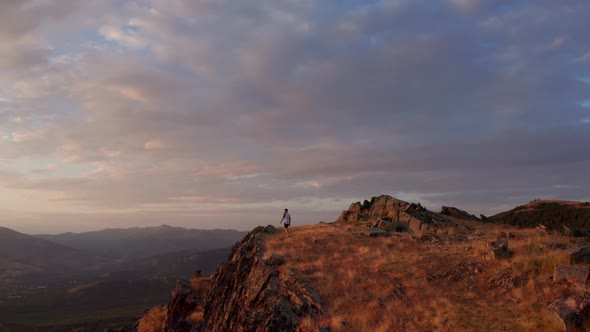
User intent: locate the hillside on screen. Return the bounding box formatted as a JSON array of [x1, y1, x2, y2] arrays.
[[0, 246, 232, 331], [0, 227, 112, 285], [0, 225, 236, 331], [486, 200, 590, 232], [137, 196, 590, 331], [35, 225, 246, 259]]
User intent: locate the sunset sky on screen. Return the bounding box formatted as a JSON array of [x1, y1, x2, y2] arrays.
[[1, 0, 590, 233]]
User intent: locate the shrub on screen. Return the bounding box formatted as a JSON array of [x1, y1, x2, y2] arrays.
[[136, 306, 167, 332]]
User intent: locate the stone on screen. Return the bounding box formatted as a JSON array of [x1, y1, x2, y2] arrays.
[[262, 225, 278, 234], [162, 280, 200, 332], [570, 247, 590, 264], [549, 295, 590, 331], [264, 253, 284, 266], [488, 238, 512, 260], [368, 228, 391, 237], [553, 264, 589, 285], [376, 219, 408, 232]]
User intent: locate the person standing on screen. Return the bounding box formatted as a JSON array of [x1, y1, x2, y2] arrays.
[[280, 208, 291, 238]]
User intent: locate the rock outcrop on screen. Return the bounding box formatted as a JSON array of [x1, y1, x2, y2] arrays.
[[549, 295, 590, 331], [440, 206, 480, 221], [162, 280, 202, 331], [200, 225, 321, 332], [553, 264, 589, 285], [336, 195, 451, 234], [487, 238, 512, 260], [149, 225, 321, 332], [570, 247, 590, 264]]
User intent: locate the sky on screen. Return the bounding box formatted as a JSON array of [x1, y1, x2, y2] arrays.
[[1, 0, 590, 234]]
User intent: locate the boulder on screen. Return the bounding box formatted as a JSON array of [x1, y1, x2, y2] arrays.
[[570, 247, 590, 264], [549, 295, 590, 331], [487, 238, 512, 260], [264, 253, 285, 266], [262, 225, 278, 234], [553, 264, 589, 285]]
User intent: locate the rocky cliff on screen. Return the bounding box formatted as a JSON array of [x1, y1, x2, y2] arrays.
[[143, 225, 321, 332]]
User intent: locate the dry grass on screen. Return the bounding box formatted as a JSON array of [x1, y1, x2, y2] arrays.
[[136, 306, 167, 332], [190, 311, 204, 324], [263, 221, 583, 331]]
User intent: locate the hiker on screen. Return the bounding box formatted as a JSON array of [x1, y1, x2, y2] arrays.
[[280, 208, 291, 237]]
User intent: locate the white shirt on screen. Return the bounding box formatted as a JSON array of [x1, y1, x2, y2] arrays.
[[283, 212, 291, 224]]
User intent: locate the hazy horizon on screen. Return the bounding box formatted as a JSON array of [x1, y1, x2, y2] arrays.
[[2, 0, 590, 234]]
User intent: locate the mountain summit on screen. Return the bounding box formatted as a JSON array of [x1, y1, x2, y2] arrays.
[[135, 196, 590, 331]]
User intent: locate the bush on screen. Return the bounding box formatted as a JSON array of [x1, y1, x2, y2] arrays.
[[137, 306, 167, 332]]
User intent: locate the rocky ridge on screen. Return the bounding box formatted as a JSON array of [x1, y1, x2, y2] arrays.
[[146, 225, 321, 332], [336, 194, 452, 234], [486, 200, 590, 232]]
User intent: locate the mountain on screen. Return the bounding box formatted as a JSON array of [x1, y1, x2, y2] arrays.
[[137, 196, 590, 331], [485, 200, 590, 231], [35, 225, 246, 259], [0, 225, 240, 331], [0, 227, 112, 285]]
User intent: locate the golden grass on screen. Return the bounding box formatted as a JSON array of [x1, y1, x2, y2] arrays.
[[263, 222, 582, 332], [136, 306, 167, 332], [190, 311, 204, 324]]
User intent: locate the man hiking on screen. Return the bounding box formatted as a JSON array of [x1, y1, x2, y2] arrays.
[[280, 208, 291, 238]]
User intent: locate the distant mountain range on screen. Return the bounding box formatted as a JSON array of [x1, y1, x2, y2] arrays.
[[0, 227, 112, 285], [34, 224, 246, 260], [0, 225, 246, 330]]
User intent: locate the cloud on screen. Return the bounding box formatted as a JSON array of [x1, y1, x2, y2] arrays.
[[1, 0, 590, 232], [144, 139, 167, 150], [550, 36, 566, 48], [576, 52, 590, 62], [99, 25, 149, 49]]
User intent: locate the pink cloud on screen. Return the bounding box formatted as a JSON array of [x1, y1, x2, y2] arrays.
[[575, 52, 590, 62], [550, 36, 566, 48]]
